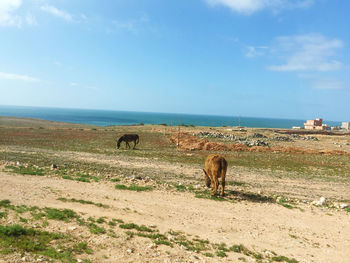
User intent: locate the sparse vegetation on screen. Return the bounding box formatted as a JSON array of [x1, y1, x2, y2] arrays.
[[58, 197, 109, 208], [115, 184, 153, 192], [0, 119, 348, 262]]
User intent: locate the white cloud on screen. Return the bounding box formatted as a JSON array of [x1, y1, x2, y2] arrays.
[[25, 13, 37, 26], [0, 72, 40, 82], [267, 34, 343, 72], [41, 5, 72, 22], [312, 79, 347, 90], [110, 14, 150, 34], [205, 0, 314, 15], [245, 46, 268, 58], [0, 0, 22, 27]]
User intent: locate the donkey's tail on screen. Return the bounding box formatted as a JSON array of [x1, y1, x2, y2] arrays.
[[220, 158, 227, 180]]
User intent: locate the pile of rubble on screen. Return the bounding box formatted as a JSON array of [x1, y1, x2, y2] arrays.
[[274, 135, 319, 142], [235, 139, 269, 147], [194, 131, 236, 141], [273, 136, 294, 142], [194, 132, 269, 147], [249, 133, 267, 139]]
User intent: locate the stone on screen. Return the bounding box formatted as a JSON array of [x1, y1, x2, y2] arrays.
[[126, 248, 134, 254], [340, 203, 349, 209], [148, 243, 157, 249], [312, 197, 326, 206], [68, 226, 77, 231]]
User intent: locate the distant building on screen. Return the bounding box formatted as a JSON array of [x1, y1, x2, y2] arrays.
[[304, 118, 329, 130], [342, 122, 350, 130]]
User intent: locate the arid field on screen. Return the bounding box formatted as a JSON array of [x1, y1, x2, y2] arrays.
[[0, 116, 349, 263]]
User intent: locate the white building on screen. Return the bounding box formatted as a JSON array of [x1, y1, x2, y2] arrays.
[[341, 122, 350, 130]]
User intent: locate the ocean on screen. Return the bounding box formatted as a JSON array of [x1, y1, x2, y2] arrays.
[[0, 105, 341, 129]]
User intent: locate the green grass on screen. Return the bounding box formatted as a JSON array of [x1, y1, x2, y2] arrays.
[[44, 208, 78, 222], [174, 184, 186, 192], [0, 200, 11, 208], [216, 251, 227, 257], [58, 197, 109, 208], [0, 224, 93, 262], [115, 184, 153, 192], [271, 256, 299, 263], [0, 211, 7, 219], [194, 191, 226, 201], [110, 178, 121, 182], [277, 197, 298, 209], [119, 223, 153, 232], [88, 223, 106, 234], [5, 165, 45, 176], [96, 217, 105, 224], [0, 224, 62, 255]]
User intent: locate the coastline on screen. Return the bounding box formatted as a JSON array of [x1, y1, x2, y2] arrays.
[[0, 105, 342, 129]]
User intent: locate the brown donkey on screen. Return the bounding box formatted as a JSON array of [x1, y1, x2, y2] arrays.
[[203, 154, 228, 196]]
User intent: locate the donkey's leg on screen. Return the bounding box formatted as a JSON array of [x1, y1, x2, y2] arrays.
[[212, 178, 218, 196], [133, 140, 136, 149], [221, 180, 225, 197], [126, 142, 130, 149]]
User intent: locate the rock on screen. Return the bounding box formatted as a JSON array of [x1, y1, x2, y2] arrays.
[[21, 257, 27, 262], [250, 133, 267, 139], [77, 259, 83, 263], [153, 252, 161, 257], [51, 164, 58, 170], [148, 243, 158, 249], [67, 226, 77, 231], [273, 136, 293, 142], [180, 245, 188, 250], [312, 197, 326, 206], [126, 248, 134, 254], [264, 250, 274, 257], [340, 203, 349, 209]]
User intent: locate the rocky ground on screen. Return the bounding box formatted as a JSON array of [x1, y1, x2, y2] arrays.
[[0, 118, 349, 263]]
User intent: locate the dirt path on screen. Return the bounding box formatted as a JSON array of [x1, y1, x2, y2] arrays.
[[2, 145, 350, 202], [1, 171, 349, 263]]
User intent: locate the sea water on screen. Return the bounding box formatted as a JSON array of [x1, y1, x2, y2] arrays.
[[0, 105, 341, 129]]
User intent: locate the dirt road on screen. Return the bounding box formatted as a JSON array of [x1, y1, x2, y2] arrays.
[[1, 162, 349, 263]]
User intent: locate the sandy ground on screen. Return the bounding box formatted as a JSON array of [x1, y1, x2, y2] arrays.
[[1, 149, 350, 263]]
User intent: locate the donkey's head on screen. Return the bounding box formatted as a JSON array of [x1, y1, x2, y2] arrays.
[[202, 169, 211, 188], [117, 137, 122, 149]]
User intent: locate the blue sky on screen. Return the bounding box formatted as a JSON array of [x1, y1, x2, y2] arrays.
[[0, 0, 349, 121]]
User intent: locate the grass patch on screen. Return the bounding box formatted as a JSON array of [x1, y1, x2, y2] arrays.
[[88, 223, 106, 234], [271, 256, 299, 263], [194, 191, 226, 202], [110, 178, 121, 182], [119, 223, 153, 232], [5, 165, 44, 176], [44, 208, 78, 222], [0, 224, 62, 255], [216, 250, 227, 257], [58, 197, 109, 208], [277, 197, 297, 209], [174, 184, 186, 192], [0, 211, 8, 219], [115, 184, 153, 192]]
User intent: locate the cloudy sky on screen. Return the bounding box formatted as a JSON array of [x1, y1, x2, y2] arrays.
[[0, 0, 349, 121]]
